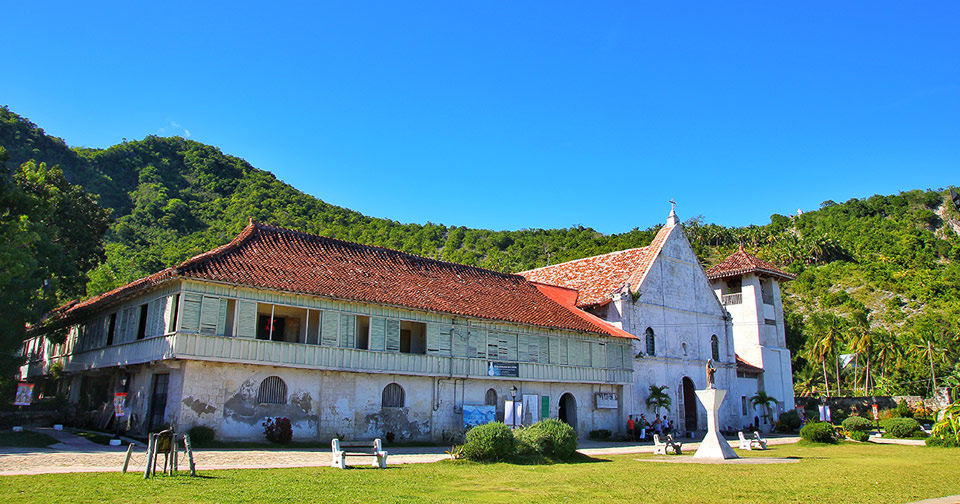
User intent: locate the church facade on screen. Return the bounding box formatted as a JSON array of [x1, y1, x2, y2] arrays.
[[19, 208, 795, 440]]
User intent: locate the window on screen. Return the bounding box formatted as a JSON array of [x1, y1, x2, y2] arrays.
[[400, 321, 426, 354], [356, 315, 370, 350], [485, 388, 498, 407], [257, 314, 286, 341], [257, 376, 287, 404], [106, 313, 117, 346], [136, 304, 148, 340], [741, 396, 748, 415], [382, 383, 405, 408], [645, 328, 655, 356], [711, 335, 720, 361]]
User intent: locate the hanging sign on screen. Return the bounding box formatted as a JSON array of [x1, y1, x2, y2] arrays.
[[487, 361, 519, 377], [114, 393, 128, 418], [14, 382, 34, 406], [595, 392, 619, 409], [462, 405, 496, 427], [871, 404, 879, 421]]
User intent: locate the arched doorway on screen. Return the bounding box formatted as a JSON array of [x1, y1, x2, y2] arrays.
[[558, 393, 577, 431], [682, 377, 697, 432]]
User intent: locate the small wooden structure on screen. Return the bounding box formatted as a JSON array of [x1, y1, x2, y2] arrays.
[[141, 429, 198, 478], [331, 438, 388, 469]]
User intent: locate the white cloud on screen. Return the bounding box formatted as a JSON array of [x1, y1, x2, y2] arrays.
[[162, 121, 191, 138]]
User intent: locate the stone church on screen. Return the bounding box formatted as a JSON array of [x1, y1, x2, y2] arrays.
[[19, 206, 795, 440]]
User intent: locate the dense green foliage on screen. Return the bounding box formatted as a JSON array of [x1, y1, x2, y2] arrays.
[[462, 422, 515, 462], [846, 430, 870, 442], [841, 416, 873, 432], [776, 410, 801, 432], [882, 418, 923, 439], [186, 425, 216, 447], [2, 105, 958, 397], [800, 422, 837, 444], [513, 419, 578, 460], [0, 144, 111, 387]]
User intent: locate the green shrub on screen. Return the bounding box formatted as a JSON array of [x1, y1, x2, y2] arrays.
[[187, 425, 216, 447], [842, 416, 874, 432], [800, 422, 837, 444], [847, 430, 870, 442], [893, 400, 913, 418], [884, 417, 922, 438], [515, 419, 578, 460], [463, 422, 515, 462], [925, 435, 959, 448], [588, 429, 611, 440], [262, 417, 293, 444], [777, 410, 801, 432]]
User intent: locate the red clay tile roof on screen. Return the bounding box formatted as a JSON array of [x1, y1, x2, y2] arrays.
[[736, 355, 764, 375], [705, 246, 795, 282], [57, 221, 627, 337], [518, 225, 673, 308], [531, 283, 637, 339]]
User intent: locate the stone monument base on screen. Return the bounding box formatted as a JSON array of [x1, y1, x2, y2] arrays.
[[693, 388, 738, 460]]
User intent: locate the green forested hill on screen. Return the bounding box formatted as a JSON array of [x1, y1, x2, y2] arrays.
[[2, 106, 958, 397]]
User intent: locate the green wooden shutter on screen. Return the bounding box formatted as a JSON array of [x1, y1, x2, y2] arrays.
[[558, 338, 568, 365], [426, 323, 440, 354], [439, 326, 452, 356], [527, 335, 539, 363], [217, 298, 228, 336], [549, 337, 559, 364], [236, 300, 258, 338], [452, 327, 467, 357], [370, 317, 386, 351], [517, 334, 529, 361], [385, 319, 400, 352], [181, 293, 202, 333], [487, 332, 500, 359], [199, 296, 220, 335], [539, 336, 549, 363], [622, 343, 633, 369], [321, 311, 339, 346], [468, 328, 485, 358], [339, 313, 355, 348], [595, 342, 606, 368]]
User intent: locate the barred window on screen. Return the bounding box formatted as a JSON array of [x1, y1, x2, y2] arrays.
[[645, 328, 655, 356], [485, 388, 498, 407], [257, 376, 287, 404], [382, 383, 405, 408], [711, 335, 720, 361]]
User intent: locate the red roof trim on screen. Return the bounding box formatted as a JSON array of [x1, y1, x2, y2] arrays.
[[706, 247, 795, 282], [531, 283, 637, 340]]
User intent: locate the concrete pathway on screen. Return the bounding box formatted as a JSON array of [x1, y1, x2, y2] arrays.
[[0, 431, 801, 476]]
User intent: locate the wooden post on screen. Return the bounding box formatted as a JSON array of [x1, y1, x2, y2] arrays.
[[122, 443, 135, 473], [143, 434, 154, 479], [183, 433, 197, 477], [170, 436, 178, 475]]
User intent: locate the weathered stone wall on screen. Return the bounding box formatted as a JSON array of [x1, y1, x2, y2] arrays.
[[171, 360, 622, 441]]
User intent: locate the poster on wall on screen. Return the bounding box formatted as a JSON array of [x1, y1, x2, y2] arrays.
[[487, 361, 519, 377], [595, 392, 618, 409], [522, 394, 540, 425], [14, 382, 34, 406], [114, 393, 128, 418], [504, 400, 523, 427], [463, 405, 496, 427]]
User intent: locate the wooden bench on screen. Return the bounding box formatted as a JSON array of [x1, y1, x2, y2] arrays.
[[653, 434, 682, 455], [331, 438, 388, 469]]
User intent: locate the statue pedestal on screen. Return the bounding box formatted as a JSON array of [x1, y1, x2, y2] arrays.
[[693, 388, 738, 460]]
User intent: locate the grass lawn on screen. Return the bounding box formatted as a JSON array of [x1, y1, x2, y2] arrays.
[[1, 442, 958, 503], [0, 430, 58, 448]]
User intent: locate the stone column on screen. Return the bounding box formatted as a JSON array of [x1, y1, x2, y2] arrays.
[[693, 388, 738, 459]]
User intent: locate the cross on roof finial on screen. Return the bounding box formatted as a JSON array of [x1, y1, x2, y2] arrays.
[[669, 198, 676, 212]]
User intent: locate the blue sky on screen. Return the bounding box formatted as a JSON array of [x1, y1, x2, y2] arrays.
[[2, 2, 957, 234]]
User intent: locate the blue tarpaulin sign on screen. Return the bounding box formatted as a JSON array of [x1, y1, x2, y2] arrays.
[[463, 405, 496, 427]]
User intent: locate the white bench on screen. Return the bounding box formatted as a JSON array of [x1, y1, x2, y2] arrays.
[[653, 434, 682, 455], [739, 431, 767, 450], [331, 438, 388, 469]]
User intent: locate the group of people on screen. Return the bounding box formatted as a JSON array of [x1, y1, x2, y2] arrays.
[[626, 414, 675, 441]]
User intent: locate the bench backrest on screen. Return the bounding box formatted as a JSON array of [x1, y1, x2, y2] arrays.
[[653, 434, 663, 445], [739, 431, 748, 441], [332, 438, 383, 452]]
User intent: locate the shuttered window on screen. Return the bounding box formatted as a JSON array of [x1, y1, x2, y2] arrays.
[[382, 383, 405, 408], [180, 293, 203, 332], [339, 313, 355, 348], [645, 328, 656, 356], [236, 300, 258, 338], [711, 335, 720, 361], [321, 311, 339, 346], [257, 376, 287, 405], [385, 319, 400, 352], [369, 317, 386, 351]]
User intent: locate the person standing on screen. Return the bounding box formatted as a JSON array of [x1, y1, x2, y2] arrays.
[[638, 414, 648, 441], [627, 415, 636, 441]]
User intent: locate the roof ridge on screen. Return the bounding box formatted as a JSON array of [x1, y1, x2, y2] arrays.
[[518, 246, 649, 274], [248, 221, 527, 281]]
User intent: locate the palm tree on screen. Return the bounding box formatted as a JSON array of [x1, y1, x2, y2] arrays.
[[646, 385, 672, 418], [750, 391, 778, 426], [848, 310, 872, 394], [807, 313, 843, 396], [872, 328, 898, 380]]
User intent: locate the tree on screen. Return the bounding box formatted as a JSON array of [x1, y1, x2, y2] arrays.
[[646, 385, 672, 418], [0, 156, 111, 383], [750, 390, 778, 425], [848, 310, 872, 394]]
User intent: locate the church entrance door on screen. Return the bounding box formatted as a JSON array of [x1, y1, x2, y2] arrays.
[[682, 377, 697, 432]]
